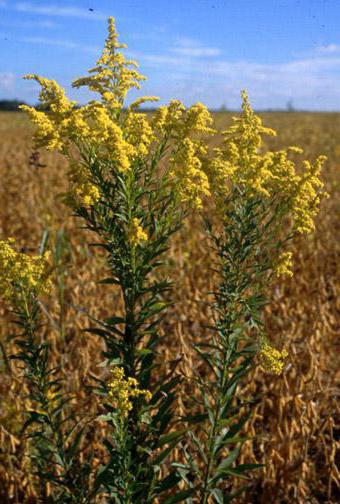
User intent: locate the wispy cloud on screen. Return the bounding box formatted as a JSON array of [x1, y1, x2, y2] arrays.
[[0, 19, 60, 28], [172, 37, 221, 58], [13, 2, 107, 21], [0, 72, 15, 91], [133, 47, 340, 109], [316, 43, 340, 54], [17, 35, 99, 54]]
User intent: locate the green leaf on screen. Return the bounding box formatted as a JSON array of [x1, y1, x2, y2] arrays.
[[155, 471, 181, 494], [98, 277, 120, 285], [152, 442, 178, 466], [234, 463, 264, 472], [162, 487, 196, 504], [211, 488, 224, 503], [105, 316, 126, 326], [156, 427, 190, 448], [216, 447, 240, 472], [182, 413, 208, 424]]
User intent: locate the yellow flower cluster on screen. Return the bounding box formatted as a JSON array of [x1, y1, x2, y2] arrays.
[[124, 111, 155, 158], [170, 139, 211, 209], [152, 100, 214, 139], [108, 366, 152, 417], [24, 75, 74, 115], [181, 102, 215, 136], [62, 162, 100, 208], [205, 91, 327, 233], [20, 104, 65, 152], [159, 101, 214, 208], [72, 17, 146, 106], [0, 239, 51, 305], [275, 251, 294, 277], [206, 91, 275, 194], [81, 103, 134, 170], [21, 17, 215, 212], [20, 75, 75, 153], [127, 218, 148, 247], [290, 155, 328, 234], [260, 341, 288, 375]]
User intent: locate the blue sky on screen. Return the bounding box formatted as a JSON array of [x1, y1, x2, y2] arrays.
[[1, 0, 340, 110]]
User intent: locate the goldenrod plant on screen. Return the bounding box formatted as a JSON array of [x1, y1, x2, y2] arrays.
[[0, 237, 93, 503], [1, 16, 325, 503], [180, 93, 327, 502], [20, 16, 213, 503]]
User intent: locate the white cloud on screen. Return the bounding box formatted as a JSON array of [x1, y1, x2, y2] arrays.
[[316, 43, 340, 54], [0, 19, 60, 28], [132, 48, 340, 110], [0, 72, 15, 91], [18, 35, 99, 54], [172, 37, 221, 58], [173, 46, 220, 57], [14, 2, 107, 20]]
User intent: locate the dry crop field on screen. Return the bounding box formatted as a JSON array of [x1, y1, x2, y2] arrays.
[[0, 110, 339, 503]]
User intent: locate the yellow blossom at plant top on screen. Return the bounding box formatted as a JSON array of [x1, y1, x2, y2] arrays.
[[72, 17, 146, 106], [0, 239, 51, 305], [260, 341, 288, 375], [205, 91, 327, 234], [127, 218, 148, 247], [151, 100, 214, 140], [180, 102, 215, 137], [19, 106, 65, 152], [24, 75, 74, 115], [20, 75, 75, 153], [21, 17, 215, 213], [206, 91, 275, 199], [275, 251, 294, 277], [129, 96, 159, 110], [170, 138, 211, 209], [108, 366, 152, 417]]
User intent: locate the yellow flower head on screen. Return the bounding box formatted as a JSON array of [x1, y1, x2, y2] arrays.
[[19, 75, 76, 153], [20, 18, 216, 218], [61, 162, 100, 208], [290, 155, 328, 234], [83, 103, 134, 170], [275, 251, 294, 277], [124, 111, 155, 159], [151, 105, 169, 134], [127, 218, 148, 246], [129, 96, 159, 110], [108, 366, 152, 417], [23, 75, 75, 115], [259, 341, 288, 375], [170, 138, 211, 209], [205, 91, 327, 234], [72, 17, 146, 105], [0, 239, 51, 306], [20, 105, 65, 151], [181, 102, 215, 136], [152, 100, 214, 140]]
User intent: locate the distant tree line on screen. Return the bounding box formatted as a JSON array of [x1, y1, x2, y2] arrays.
[[0, 99, 300, 113], [0, 100, 27, 111]]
